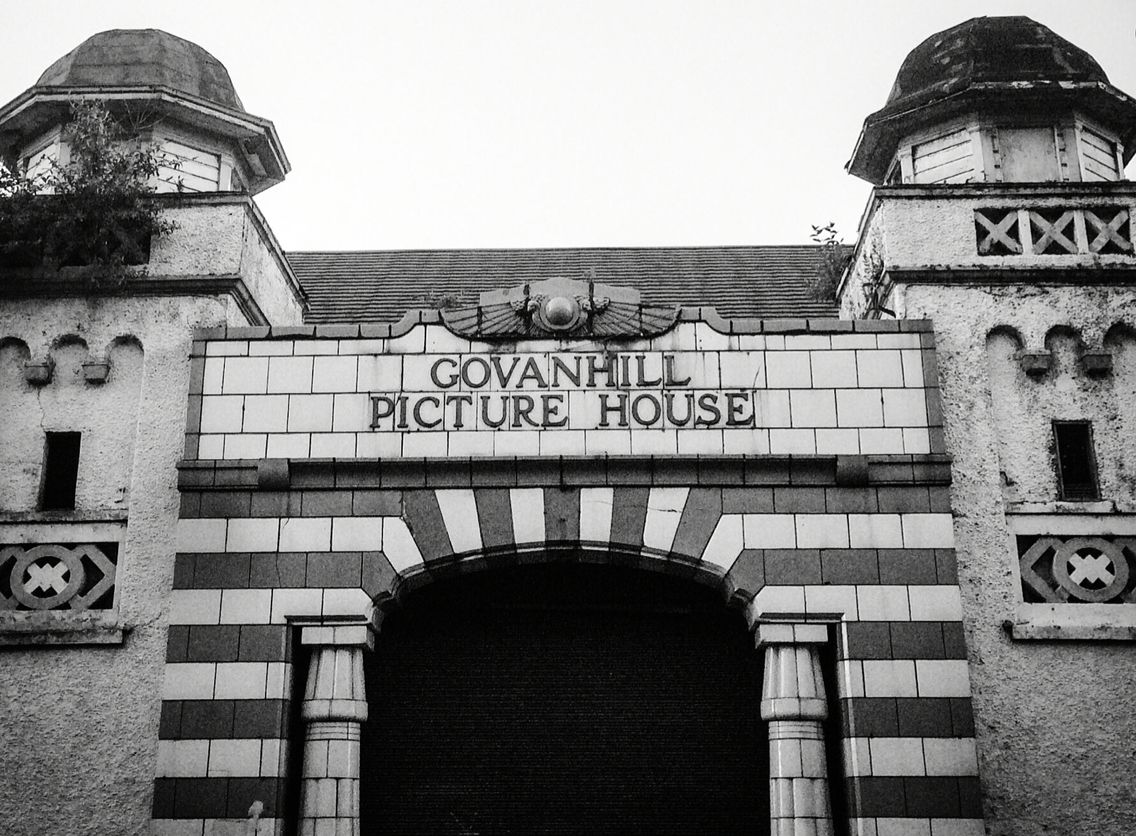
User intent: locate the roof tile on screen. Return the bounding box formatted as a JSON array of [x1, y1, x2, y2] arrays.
[[287, 246, 836, 324]]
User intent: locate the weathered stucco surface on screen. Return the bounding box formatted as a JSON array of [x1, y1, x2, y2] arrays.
[[150, 200, 305, 326], [902, 282, 1136, 836], [237, 208, 305, 326], [841, 187, 1136, 320], [150, 204, 246, 276], [0, 294, 234, 836]]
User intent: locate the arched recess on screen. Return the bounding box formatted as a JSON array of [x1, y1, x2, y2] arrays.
[[0, 336, 31, 380], [1103, 322, 1136, 498], [360, 557, 769, 836], [48, 334, 90, 386], [1043, 323, 1085, 375], [289, 490, 844, 836]]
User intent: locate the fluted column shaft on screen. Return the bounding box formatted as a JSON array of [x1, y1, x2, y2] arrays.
[[297, 620, 374, 836], [757, 622, 834, 836]]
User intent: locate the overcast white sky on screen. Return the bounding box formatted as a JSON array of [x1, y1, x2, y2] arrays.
[[1, 1, 1133, 250]]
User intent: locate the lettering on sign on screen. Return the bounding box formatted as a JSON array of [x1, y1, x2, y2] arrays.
[[368, 352, 764, 432]]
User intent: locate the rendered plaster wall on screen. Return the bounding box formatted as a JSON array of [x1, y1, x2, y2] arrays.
[[840, 188, 1136, 320], [237, 210, 305, 328], [150, 201, 305, 327], [871, 189, 1135, 269], [901, 282, 1136, 836], [840, 213, 888, 321], [150, 204, 245, 276], [0, 293, 240, 836]]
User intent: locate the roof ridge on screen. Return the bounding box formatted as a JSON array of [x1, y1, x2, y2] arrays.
[[287, 244, 826, 256]]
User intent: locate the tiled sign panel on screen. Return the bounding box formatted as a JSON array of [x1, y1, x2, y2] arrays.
[[187, 323, 943, 460]]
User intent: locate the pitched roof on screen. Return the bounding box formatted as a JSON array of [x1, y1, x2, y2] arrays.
[[287, 246, 836, 324]]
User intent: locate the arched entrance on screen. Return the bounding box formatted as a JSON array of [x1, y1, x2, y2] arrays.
[[360, 560, 768, 835]]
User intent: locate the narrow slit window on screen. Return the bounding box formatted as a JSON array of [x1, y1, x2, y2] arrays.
[[40, 431, 81, 510], [1053, 421, 1099, 501]]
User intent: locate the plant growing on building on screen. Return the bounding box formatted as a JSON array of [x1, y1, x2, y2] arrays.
[[0, 100, 177, 282], [808, 221, 851, 301]]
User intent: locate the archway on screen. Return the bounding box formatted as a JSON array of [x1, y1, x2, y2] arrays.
[[360, 559, 768, 835]]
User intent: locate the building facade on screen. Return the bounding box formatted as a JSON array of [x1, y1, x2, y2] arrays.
[[0, 17, 1133, 836]]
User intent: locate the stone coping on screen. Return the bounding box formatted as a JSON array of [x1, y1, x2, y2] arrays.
[[874, 181, 1136, 200], [176, 454, 952, 491], [887, 266, 1136, 284], [1, 274, 271, 326], [0, 613, 125, 646], [190, 316, 932, 346]]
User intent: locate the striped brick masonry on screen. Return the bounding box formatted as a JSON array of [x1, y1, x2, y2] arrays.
[[157, 453, 979, 831], [758, 621, 834, 836]]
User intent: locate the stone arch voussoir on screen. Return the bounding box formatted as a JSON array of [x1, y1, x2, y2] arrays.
[[367, 485, 747, 613]]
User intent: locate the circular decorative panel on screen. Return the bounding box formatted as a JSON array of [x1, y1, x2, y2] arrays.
[[1050, 537, 1129, 603], [10, 545, 86, 610]]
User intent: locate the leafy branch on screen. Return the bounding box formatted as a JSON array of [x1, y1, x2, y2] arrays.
[[808, 221, 851, 301], [0, 100, 178, 284]]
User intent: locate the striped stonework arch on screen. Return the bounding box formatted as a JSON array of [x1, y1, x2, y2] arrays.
[[157, 454, 982, 836], [386, 485, 728, 596]]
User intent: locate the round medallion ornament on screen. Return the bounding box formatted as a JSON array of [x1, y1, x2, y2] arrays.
[[10, 545, 86, 610], [538, 295, 582, 332], [1050, 537, 1128, 603]]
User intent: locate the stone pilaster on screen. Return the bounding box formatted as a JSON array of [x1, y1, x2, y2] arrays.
[[296, 618, 375, 836], [756, 621, 834, 836]]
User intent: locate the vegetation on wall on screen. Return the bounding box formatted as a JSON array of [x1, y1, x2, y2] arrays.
[[0, 100, 177, 282], [808, 221, 852, 302]]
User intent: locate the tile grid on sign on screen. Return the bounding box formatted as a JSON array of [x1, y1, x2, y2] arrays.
[[187, 326, 943, 461]]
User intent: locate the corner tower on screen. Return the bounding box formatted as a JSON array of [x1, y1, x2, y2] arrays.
[[0, 31, 301, 836], [842, 16, 1136, 836]]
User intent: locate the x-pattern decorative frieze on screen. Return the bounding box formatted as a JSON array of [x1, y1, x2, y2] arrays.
[[1029, 210, 1078, 254], [976, 206, 1133, 257], [0, 543, 117, 611], [1084, 208, 1133, 254], [1019, 535, 1136, 604], [974, 209, 1022, 255]]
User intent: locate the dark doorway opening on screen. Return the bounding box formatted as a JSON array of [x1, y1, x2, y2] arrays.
[[361, 561, 768, 835]]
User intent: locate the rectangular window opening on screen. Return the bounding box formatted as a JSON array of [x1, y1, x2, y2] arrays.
[[1053, 421, 1099, 501], [40, 431, 81, 510]]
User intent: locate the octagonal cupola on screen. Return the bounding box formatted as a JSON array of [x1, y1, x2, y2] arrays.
[[848, 16, 1136, 185], [0, 29, 288, 194]]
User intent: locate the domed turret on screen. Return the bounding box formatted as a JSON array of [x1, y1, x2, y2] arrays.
[[0, 29, 287, 193], [848, 16, 1136, 185], [35, 29, 246, 112]]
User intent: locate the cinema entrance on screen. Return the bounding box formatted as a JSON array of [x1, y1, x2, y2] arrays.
[[360, 561, 768, 835]]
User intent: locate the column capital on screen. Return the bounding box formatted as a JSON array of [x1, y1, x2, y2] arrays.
[[301, 643, 369, 722], [290, 614, 379, 651], [754, 618, 830, 649]]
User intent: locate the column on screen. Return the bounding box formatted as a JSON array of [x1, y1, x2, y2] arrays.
[[757, 621, 834, 836], [297, 618, 374, 836]]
